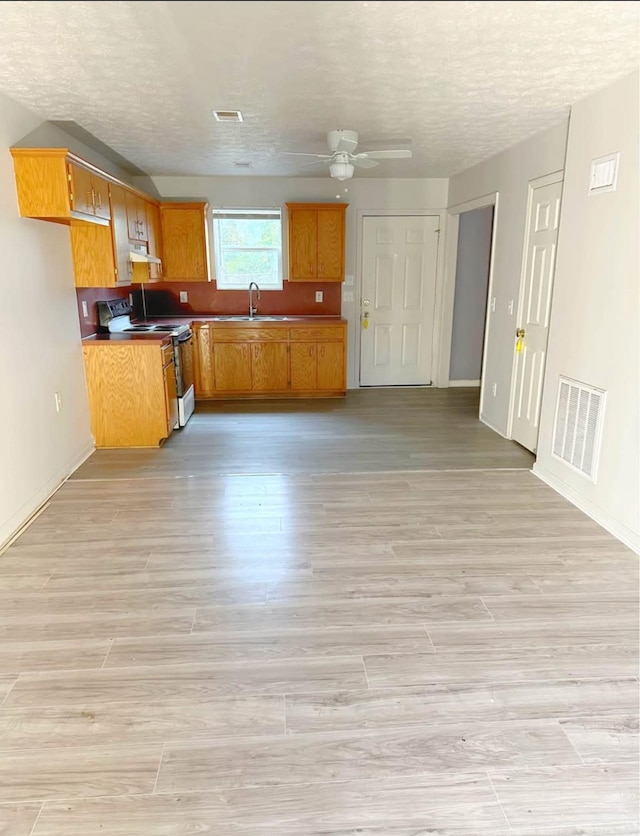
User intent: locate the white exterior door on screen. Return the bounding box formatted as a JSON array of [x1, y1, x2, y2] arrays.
[[360, 215, 439, 386], [511, 179, 563, 452]]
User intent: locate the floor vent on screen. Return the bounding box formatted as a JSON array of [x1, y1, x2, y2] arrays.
[[552, 376, 605, 481]]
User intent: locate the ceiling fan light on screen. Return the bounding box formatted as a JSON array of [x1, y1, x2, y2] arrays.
[[330, 162, 354, 181]]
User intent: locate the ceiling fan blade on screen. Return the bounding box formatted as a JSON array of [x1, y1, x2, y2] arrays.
[[302, 159, 332, 167], [356, 149, 413, 160], [282, 152, 332, 159], [352, 157, 379, 169]]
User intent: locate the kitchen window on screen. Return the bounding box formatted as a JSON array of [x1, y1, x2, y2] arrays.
[[212, 208, 283, 290]]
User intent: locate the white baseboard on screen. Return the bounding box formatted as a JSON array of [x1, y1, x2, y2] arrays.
[[480, 413, 509, 439], [0, 442, 95, 552], [448, 379, 481, 387], [533, 463, 640, 554]]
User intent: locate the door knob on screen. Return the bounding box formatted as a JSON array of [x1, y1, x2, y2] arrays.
[[516, 328, 525, 338]]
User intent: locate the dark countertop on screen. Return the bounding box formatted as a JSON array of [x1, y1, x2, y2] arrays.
[[82, 316, 346, 342], [82, 332, 173, 345]]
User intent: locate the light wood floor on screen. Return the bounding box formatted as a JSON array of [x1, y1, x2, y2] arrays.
[[0, 389, 637, 834], [72, 387, 535, 479]]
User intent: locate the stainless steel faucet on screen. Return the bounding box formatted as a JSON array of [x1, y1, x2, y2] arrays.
[[248, 282, 261, 318]]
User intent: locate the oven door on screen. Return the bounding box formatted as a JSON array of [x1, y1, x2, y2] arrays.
[[177, 333, 194, 396]]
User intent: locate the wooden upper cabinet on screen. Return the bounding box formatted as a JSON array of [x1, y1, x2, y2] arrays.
[[68, 164, 111, 221], [286, 203, 347, 282], [126, 191, 148, 241], [145, 201, 163, 280], [109, 184, 134, 286], [160, 202, 211, 281], [287, 207, 317, 280], [11, 149, 113, 225]]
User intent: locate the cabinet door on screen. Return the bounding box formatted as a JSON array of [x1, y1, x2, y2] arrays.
[[109, 185, 134, 285], [91, 174, 111, 221], [213, 343, 252, 391], [252, 342, 288, 391], [317, 341, 345, 390], [163, 360, 179, 436], [194, 327, 215, 397], [70, 222, 117, 287], [161, 205, 209, 281], [136, 195, 148, 241], [145, 202, 163, 279], [125, 190, 141, 239], [317, 208, 344, 280], [68, 164, 95, 216], [290, 342, 316, 391], [288, 207, 317, 280]]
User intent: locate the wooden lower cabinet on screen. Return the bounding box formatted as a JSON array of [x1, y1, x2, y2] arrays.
[[83, 342, 177, 448], [252, 342, 288, 391], [213, 343, 252, 392], [193, 322, 346, 398]]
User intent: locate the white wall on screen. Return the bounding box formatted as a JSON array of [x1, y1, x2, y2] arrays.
[[148, 175, 449, 388], [448, 121, 568, 433], [0, 92, 93, 549], [449, 205, 493, 382], [535, 71, 640, 551]]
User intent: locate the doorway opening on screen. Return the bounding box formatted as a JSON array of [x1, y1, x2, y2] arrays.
[[449, 205, 494, 389]]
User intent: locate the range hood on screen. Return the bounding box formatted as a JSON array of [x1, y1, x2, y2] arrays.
[[129, 248, 162, 265]]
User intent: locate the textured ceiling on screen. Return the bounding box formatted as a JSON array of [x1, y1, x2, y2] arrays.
[[0, 1, 637, 177]]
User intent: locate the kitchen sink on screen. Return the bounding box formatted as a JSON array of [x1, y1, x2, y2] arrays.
[[209, 315, 290, 321]]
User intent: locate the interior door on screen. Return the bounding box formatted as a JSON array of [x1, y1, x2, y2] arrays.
[[360, 215, 439, 386], [511, 179, 563, 453]]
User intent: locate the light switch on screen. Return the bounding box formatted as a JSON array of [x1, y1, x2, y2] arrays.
[[180, 291, 188, 303], [344, 274, 354, 286], [81, 300, 88, 318], [490, 297, 496, 313], [507, 299, 514, 315], [315, 291, 323, 303], [342, 290, 354, 303]]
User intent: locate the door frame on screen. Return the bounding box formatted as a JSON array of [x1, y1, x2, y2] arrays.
[[437, 192, 499, 419], [355, 209, 447, 388], [506, 170, 564, 440]]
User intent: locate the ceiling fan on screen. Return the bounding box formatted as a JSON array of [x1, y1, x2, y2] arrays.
[[284, 130, 412, 180]]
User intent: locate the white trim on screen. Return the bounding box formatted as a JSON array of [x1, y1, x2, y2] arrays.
[[533, 463, 640, 554], [0, 442, 95, 553], [354, 208, 447, 389], [211, 211, 283, 290], [448, 379, 481, 387], [479, 413, 509, 439], [507, 170, 564, 439], [437, 193, 498, 393]]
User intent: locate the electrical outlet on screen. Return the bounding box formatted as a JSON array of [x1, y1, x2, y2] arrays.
[[54, 392, 62, 413], [490, 297, 496, 313], [128, 293, 134, 306], [315, 291, 323, 303], [81, 300, 88, 318], [344, 274, 354, 286], [491, 383, 497, 397], [180, 291, 188, 303], [342, 290, 354, 303]]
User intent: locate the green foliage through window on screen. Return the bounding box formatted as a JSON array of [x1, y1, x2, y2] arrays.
[[213, 212, 282, 289]]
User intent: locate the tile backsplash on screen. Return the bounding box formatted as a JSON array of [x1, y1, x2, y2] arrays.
[[142, 281, 342, 318], [76, 281, 342, 337]]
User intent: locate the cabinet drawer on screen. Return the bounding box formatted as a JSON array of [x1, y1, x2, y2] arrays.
[[290, 326, 344, 341], [161, 342, 174, 366], [211, 327, 288, 342]]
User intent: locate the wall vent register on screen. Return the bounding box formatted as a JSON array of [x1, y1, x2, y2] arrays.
[[552, 375, 606, 481]]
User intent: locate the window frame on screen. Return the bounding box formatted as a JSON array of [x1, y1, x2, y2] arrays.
[[212, 208, 283, 290]]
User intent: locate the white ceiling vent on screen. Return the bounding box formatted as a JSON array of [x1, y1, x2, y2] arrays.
[[552, 376, 606, 481], [212, 110, 243, 122]]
